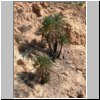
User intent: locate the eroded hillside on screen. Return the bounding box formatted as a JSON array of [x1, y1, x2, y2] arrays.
[[14, 2, 86, 98]]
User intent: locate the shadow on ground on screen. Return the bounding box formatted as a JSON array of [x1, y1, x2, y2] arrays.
[[17, 72, 37, 88], [18, 39, 49, 59]]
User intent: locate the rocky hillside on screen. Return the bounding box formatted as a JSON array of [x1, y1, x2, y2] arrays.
[[14, 2, 86, 98]]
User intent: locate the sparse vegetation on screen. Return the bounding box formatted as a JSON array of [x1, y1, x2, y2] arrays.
[[57, 34, 69, 58], [18, 25, 31, 33], [14, 2, 86, 98], [64, 1, 85, 7], [40, 13, 70, 60], [35, 55, 52, 84], [78, 2, 84, 6]]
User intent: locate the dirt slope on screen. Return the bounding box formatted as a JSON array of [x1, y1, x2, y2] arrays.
[[14, 2, 86, 98]]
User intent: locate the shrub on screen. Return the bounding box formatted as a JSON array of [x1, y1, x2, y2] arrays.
[[40, 13, 70, 60], [78, 2, 84, 6], [57, 34, 69, 58], [35, 55, 52, 84], [18, 25, 31, 33]]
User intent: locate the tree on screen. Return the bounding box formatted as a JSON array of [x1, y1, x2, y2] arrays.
[[57, 34, 69, 58], [40, 13, 70, 60]]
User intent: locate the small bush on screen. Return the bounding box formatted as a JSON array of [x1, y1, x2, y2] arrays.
[[40, 73, 50, 84], [35, 55, 52, 84], [78, 2, 84, 6], [39, 13, 70, 60], [36, 55, 52, 67], [59, 34, 68, 44], [18, 25, 31, 33]]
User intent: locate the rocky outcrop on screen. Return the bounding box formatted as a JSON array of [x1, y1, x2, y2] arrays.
[[14, 2, 86, 46]]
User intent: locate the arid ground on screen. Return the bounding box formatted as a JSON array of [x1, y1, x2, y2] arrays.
[[14, 2, 86, 98]]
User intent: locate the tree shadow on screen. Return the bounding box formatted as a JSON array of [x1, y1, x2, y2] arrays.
[[18, 38, 49, 59], [17, 72, 38, 88]]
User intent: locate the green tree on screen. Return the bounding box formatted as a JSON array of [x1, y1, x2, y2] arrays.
[[40, 13, 70, 60], [57, 34, 69, 58]]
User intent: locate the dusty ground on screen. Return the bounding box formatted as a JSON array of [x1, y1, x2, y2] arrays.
[[14, 2, 86, 98]]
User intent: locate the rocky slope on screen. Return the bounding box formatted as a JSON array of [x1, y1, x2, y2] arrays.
[[14, 2, 86, 98]]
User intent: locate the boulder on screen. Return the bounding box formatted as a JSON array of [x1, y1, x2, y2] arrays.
[[32, 3, 42, 17]]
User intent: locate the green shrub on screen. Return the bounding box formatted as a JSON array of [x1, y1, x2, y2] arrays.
[[35, 55, 52, 84], [40, 13, 70, 60], [78, 2, 84, 6], [36, 55, 52, 66]]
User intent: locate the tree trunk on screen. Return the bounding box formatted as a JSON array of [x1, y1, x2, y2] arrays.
[[54, 40, 58, 53], [57, 43, 63, 58], [48, 41, 52, 55], [46, 34, 52, 56]]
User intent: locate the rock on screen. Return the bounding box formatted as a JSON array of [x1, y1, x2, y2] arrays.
[[70, 30, 86, 45], [62, 71, 69, 76], [17, 8, 23, 13], [59, 6, 65, 10], [76, 73, 85, 86], [67, 50, 72, 53], [66, 60, 72, 64], [77, 70, 83, 74], [14, 27, 20, 33], [77, 91, 85, 98], [76, 66, 84, 72], [31, 69, 36, 73], [80, 52, 83, 56], [40, 2, 48, 8], [34, 84, 44, 97], [69, 64, 76, 69], [59, 54, 65, 60], [32, 3, 42, 17], [64, 19, 86, 46], [61, 71, 69, 79], [17, 59, 25, 66]]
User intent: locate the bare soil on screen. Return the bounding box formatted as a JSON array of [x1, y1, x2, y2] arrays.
[[14, 2, 86, 98]]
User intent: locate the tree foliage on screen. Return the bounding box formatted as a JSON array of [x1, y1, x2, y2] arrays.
[[40, 13, 71, 60]]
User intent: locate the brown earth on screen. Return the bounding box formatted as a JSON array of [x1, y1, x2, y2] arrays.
[[14, 2, 86, 98]]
